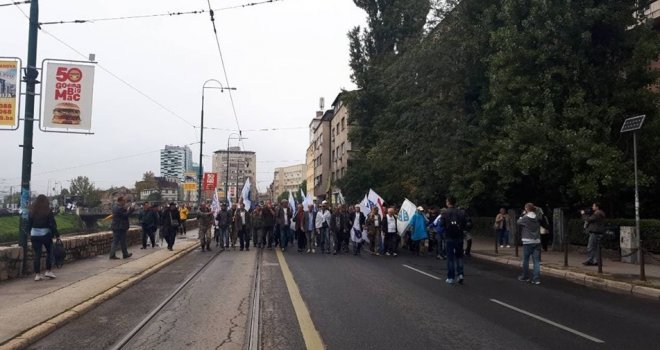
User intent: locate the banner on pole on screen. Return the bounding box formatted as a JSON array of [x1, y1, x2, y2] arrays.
[[0, 59, 19, 128], [203, 172, 218, 191], [41, 61, 95, 131]]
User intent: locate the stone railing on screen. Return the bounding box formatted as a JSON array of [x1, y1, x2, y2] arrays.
[[0, 219, 198, 282]]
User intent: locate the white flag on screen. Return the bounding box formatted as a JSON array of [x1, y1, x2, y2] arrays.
[[368, 189, 386, 217], [397, 198, 417, 236], [211, 190, 220, 217], [359, 194, 371, 217], [241, 177, 252, 209]]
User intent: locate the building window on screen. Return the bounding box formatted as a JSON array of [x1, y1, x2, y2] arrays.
[[341, 117, 345, 131], [341, 142, 345, 155]]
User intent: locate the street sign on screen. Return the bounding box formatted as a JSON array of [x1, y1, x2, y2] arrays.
[[620, 115, 645, 133]]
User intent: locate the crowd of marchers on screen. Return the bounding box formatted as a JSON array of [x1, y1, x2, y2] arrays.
[[25, 193, 607, 287]]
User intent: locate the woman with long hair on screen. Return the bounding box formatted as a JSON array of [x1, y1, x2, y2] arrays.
[[28, 194, 59, 281]]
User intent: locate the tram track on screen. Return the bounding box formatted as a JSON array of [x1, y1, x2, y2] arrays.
[[109, 247, 263, 350]]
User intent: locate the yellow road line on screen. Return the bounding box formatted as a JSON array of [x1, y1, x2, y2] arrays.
[[275, 250, 324, 350]]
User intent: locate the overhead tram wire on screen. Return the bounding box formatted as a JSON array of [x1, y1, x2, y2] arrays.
[[37, 0, 282, 26], [206, 0, 242, 134], [13, 5, 197, 129], [0, 0, 29, 7]]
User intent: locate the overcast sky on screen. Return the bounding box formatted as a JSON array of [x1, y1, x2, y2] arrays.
[[0, 0, 365, 196]]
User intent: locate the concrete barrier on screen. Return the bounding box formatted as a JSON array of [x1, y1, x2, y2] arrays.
[[0, 219, 198, 282]]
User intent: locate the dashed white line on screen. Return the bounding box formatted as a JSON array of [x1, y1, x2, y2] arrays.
[[402, 264, 442, 280], [490, 299, 605, 343]]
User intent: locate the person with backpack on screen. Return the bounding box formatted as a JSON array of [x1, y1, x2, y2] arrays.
[[518, 203, 542, 285], [440, 197, 466, 284], [28, 194, 59, 281]]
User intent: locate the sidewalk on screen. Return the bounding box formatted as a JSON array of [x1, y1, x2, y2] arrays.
[[470, 236, 660, 300], [0, 231, 201, 350]]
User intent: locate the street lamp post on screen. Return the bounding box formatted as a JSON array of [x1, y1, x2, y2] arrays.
[[199, 79, 236, 209]]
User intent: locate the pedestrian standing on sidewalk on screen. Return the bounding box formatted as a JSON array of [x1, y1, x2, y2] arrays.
[[495, 208, 510, 248], [366, 207, 382, 255], [178, 204, 189, 236], [304, 204, 317, 253], [582, 202, 606, 266], [349, 204, 367, 255], [382, 207, 399, 257], [441, 197, 466, 284], [517, 203, 542, 285], [139, 201, 159, 249], [215, 203, 231, 249], [198, 202, 214, 252], [315, 201, 332, 254], [28, 194, 59, 281], [110, 197, 135, 260], [234, 202, 252, 251], [162, 202, 181, 251]]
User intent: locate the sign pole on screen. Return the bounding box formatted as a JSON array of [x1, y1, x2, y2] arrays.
[[634, 132, 645, 281], [18, 0, 39, 275]]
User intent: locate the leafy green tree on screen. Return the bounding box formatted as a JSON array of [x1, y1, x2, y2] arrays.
[[69, 176, 99, 207]]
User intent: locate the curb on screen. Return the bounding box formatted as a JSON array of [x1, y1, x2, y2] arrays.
[[471, 253, 660, 301], [0, 242, 200, 350]]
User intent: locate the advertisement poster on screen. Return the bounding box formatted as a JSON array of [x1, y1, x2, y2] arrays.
[[42, 62, 95, 131], [0, 60, 19, 127], [203, 172, 218, 191], [183, 183, 198, 191]]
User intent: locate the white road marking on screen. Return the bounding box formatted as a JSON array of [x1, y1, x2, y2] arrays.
[[490, 299, 605, 343], [403, 264, 442, 280]]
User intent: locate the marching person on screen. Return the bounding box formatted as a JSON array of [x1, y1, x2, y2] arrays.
[[441, 197, 466, 284], [161, 202, 181, 251], [349, 204, 367, 255], [139, 201, 159, 249], [366, 206, 382, 255], [381, 207, 399, 257], [305, 204, 317, 253], [252, 205, 266, 249], [334, 204, 351, 255], [234, 202, 252, 251], [229, 203, 238, 249], [215, 202, 231, 250], [262, 201, 276, 249], [409, 206, 429, 256], [277, 199, 292, 251], [28, 194, 59, 281], [198, 202, 214, 252], [315, 201, 332, 254], [518, 203, 542, 284], [178, 204, 189, 236], [293, 203, 307, 252], [110, 197, 135, 260]]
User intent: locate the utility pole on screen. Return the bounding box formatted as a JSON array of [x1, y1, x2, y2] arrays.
[[19, 0, 39, 274]]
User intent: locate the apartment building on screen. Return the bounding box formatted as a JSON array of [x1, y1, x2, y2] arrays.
[[212, 146, 257, 203], [272, 164, 307, 198]]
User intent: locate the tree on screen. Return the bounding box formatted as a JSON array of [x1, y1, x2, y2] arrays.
[[135, 171, 158, 196], [69, 176, 99, 207]]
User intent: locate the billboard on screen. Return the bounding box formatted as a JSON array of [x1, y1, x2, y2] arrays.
[[182, 183, 198, 191], [203, 172, 218, 191], [0, 59, 19, 128], [42, 61, 95, 131]]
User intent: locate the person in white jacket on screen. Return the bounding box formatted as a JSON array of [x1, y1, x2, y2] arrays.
[[315, 201, 333, 254]]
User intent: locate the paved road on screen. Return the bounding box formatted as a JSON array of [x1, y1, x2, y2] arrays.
[[282, 250, 660, 350], [29, 245, 660, 350]]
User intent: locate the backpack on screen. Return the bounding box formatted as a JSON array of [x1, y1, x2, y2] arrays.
[[444, 209, 464, 238]]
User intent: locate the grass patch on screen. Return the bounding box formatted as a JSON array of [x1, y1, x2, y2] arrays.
[[0, 214, 83, 243]]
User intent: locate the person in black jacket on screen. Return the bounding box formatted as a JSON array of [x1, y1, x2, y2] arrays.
[[139, 202, 159, 249], [440, 197, 467, 284], [161, 202, 181, 251], [110, 196, 135, 260], [28, 194, 60, 281], [349, 205, 366, 255]]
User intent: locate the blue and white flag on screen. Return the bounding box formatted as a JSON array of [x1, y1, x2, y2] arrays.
[[397, 198, 417, 236], [241, 177, 252, 209], [226, 191, 232, 208], [359, 194, 370, 217], [337, 191, 346, 205], [288, 191, 296, 212], [211, 190, 220, 217], [368, 189, 385, 217]]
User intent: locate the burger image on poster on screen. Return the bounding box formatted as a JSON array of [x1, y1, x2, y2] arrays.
[[52, 102, 81, 125]]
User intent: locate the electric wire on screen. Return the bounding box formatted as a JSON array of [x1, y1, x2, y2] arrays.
[[38, 0, 281, 26], [202, 126, 307, 132], [0, 0, 29, 7], [206, 0, 242, 134]]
